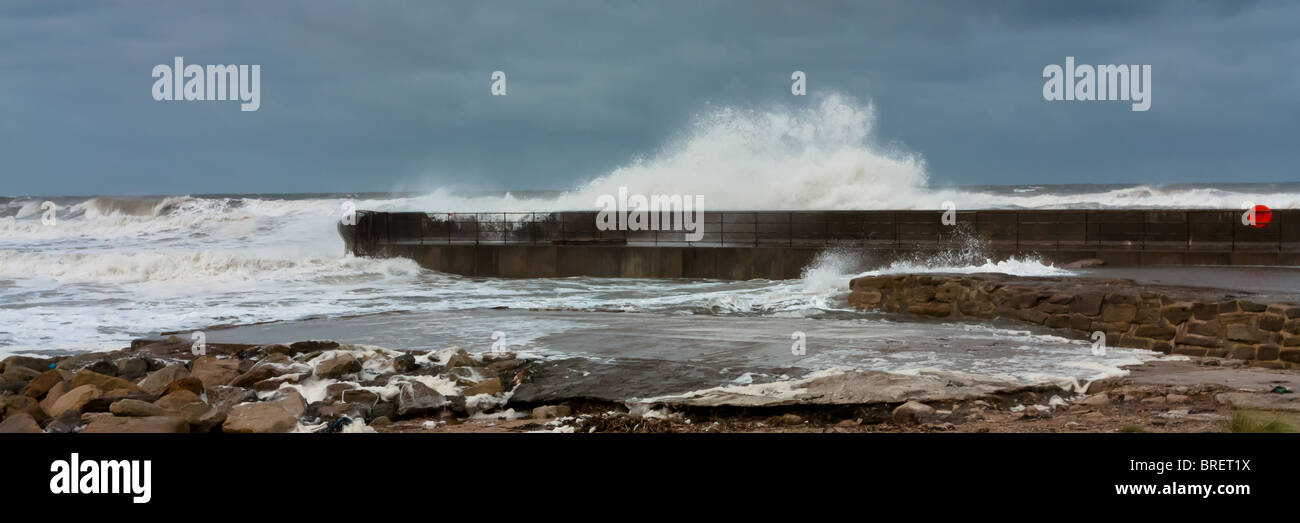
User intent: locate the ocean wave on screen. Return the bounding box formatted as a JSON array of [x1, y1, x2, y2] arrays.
[[0, 250, 423, 284]]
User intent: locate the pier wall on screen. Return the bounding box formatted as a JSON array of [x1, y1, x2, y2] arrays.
[[341, 209, 1300, 279]]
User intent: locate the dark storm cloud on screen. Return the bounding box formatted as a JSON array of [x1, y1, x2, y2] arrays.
[[1, 0, 1296, 196]]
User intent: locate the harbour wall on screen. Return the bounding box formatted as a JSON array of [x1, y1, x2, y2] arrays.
[[341, 209, 1300, 279]]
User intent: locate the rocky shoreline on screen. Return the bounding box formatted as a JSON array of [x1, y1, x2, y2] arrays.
[[848, 273, 1300, 366], [3, 332, 1298, 433]]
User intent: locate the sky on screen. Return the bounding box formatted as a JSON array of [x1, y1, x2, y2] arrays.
[[1, 0, 1297, 196]]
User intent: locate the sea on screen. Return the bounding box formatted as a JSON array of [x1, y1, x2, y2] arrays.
[[4, 96, 1299, 393]]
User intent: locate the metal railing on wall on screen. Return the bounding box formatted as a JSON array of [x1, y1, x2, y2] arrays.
[[349, 209, 1294, 253]]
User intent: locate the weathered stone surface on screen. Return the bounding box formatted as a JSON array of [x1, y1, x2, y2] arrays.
[[1160, 303, 1194, 324], [1100, 303, 1137, 323], [272, 389, 307, 418], [137, 364, 189, 394], [70, 369, 140, 394], [444, 350, 475, 370], [1226, 325, 1265, 344], [46, 384, 102, 417], [1279, 348, 1300, 363], [486, 358, 524, 374], [319, 402, 370, 420], [1188, 319, 1219, 337], [934, 282, 964, 302], [189, 356, 241, 389], [3, 365, 41, 382], [1067, 293, 1104, 315], [162, 377, 205, 397], [1062, 258, 1104, 269], [38, 381, 69, 416], [2, 355, 53, 375], [21, 370, 64, 399], [155, 389, 204, 411], [115, 358, 150, 381], [1175, 331, 1220, 348], [1134, 323, 1176, 339], [461, 378, 504, 397], [339, 389, 379, 405], [82, 415, 188, 433], [393, 353, 417, 373], [3, 395, 48, 424], [231, 366, 277, 388], [0, 412, 43, 433], [222, 403, 299, 433], [394, 380, 448, 417], [532, 405, 572, 419], [110, 398, 166, 417], [43, 410, 81, 433], [641, 370, 1016, 409], [1259, 314, 1285, 332], [891, 401, 936, 425], [314, 353, 362, 378], [1216, 392, 1300, 412], [846, 272, 1297, 365]]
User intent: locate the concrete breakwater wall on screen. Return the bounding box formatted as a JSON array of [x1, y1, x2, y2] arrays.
[[341, 209, 1300, 279], [848, 273, 1300, 366]]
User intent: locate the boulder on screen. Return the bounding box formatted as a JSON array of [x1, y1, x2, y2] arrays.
[[44, 410, 82, 433], [85, 360, 118, 376], [221, 402, 299, 433], [461, 378, 504, 397], [340, 389, 379, 405], [314, 353, 362, 378], [395, 380, 448, 418], [21, 370, 64, 399], [443, 350, 475, 370], [79, 391, 159, 413], [324, 382, 358, 401], [891, 400, 935, 425], [231, 354, 308, 387], [110, 398, 166, 417], [38, 381, 69, 416], [487, 358, 524, 374], [0, 412, 42, 433], [2, 365, 41, 382], [46, 384, 103, 417], [82, 415, 188, 434], [162, 377, 205, 397], [70, 369, 141, 395], [272, 389, 307, 418], [2, 355, 53, 375], [137, 364, 190, 394], [532, 405, 572, 419], [115, 358, 150, 381], [155, 389, 204, 411], [3, 395, 49, 425], [319, 402, 369, 421], [393, 353, 417, 373], [189, 356, 241, 390]]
